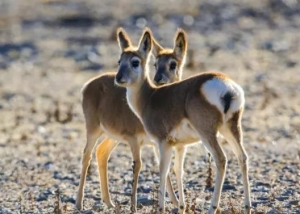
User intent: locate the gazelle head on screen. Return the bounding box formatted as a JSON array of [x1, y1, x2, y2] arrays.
[[152, 29, 188, 85], [115, 28, 152, 87]]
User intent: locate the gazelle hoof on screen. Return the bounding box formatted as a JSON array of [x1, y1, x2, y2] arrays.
[[75, 202, 82, 211], [244, 205, 251, 214], [208, 205, 219, 214]]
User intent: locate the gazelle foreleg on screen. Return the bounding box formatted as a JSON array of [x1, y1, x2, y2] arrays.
[[96, 137, 119, 208]]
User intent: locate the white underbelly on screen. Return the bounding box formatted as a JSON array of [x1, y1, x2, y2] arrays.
[[137, 134, 156, 146], [100, 123, 155, 146], [100, 123, 126, 142], [168, 119, 200, 145]]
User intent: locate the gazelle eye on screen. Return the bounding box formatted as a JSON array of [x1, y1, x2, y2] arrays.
[[131, 60, 139, 68], [170, 62, 177, 70], [118, 60, 120, 65]]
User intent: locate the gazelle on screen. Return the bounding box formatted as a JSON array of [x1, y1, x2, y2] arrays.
[[76, 31, 189, 212], [115, 28, 251, 214]]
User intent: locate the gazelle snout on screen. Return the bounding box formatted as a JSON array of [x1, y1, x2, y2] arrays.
[[154, 73, 169, 85], [154, 72, 163, 84], [115, 64, 130, 86], [154, 68, 170, 85]]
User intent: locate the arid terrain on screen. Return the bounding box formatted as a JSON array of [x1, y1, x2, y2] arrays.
[[0, 0, 299, 213]]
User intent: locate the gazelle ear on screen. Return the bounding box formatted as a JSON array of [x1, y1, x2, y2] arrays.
[[138, 28, 153, 58], [173, 28, 187, 60], [152, 38, 163, 57], [117, 27, 132, 51]]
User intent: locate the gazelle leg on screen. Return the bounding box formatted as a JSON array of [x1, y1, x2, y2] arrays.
[[200, 135, 227, 214], [158, 142, 173, 213], [96, 137, 119, 208], [76, 130, 101, 210], [154, 145, 179, 206], [128, 139, 142, 213], [174, 146, 186, 214], [220, 114, 251, 213]]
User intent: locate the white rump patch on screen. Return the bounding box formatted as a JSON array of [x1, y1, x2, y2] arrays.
[[201, 78, 245, 121]]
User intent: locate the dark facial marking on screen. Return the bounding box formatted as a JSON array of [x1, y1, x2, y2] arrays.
[[170, 61, 177, 70], [131, 59, 139, 68]]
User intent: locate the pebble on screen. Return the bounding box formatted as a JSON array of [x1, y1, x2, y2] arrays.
[[289, 200, 299, 205], [36, 194, 48, 201], [140, 184, 152, 193], [205, 184, 236, 192], [137, 195, 152, 206], [255, 181, 271, 187], [276, 196, 289, 201], [62, 196, 76, 204]]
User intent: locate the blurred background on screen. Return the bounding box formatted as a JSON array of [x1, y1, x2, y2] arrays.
[[0, 0, 299, 213]]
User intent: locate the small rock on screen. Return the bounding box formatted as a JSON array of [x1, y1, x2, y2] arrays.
[[267, 208, 281, 214], [251, 201, 260, 207], [141, 185, 152, 193], [92, 204, 102, 212], [137, 195, 152, 206], [252, 186, 269, 193], [44, 161, 54, 170], [276, 196, 289, 201], [282, 188, 293, 196], [183, 15, 194, 26], [222, 184, 236, 191], [136, 17, 147, 28], [289, 200, 299, 205], [119, 199, 129, 205], [205, 185, 236, 192], [62, 197, 76, 204], [286, 61, 297, 68], [36, 194, 47, 201], [256, 196, 269, 201], [255, 182, 271, 187], [81, 211, 93, 214], [91, 195, 101, 201]]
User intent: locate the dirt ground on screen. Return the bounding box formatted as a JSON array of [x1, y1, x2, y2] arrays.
[[0, 0, 299, 213]]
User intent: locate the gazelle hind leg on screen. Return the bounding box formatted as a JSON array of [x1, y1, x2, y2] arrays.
[[154, 145, 179, 207], [76, 130, 102, 210], [174, 146, 186, 214], [96, 137, 119, 208], [220, 113, 251, 213], [158, 142, 173, 213], [200, 134, 227, 214]]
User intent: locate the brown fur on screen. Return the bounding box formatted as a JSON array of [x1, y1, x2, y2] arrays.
[[132, 72, 225, 140], [82, 72, 144, 136]]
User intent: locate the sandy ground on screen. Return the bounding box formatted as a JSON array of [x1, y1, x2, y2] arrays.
[[0, 0, 299, 213]]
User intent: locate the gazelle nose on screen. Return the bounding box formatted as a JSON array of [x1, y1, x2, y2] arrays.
[[116, 72, 123, 83], [154, 73, 162, 84]]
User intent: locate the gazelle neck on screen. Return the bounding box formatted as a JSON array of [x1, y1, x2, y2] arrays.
[[126, 65, 154, 121]]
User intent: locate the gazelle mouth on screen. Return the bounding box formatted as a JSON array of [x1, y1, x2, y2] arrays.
[[114, 79, 128, 87], [155, 81, 168, 86]]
